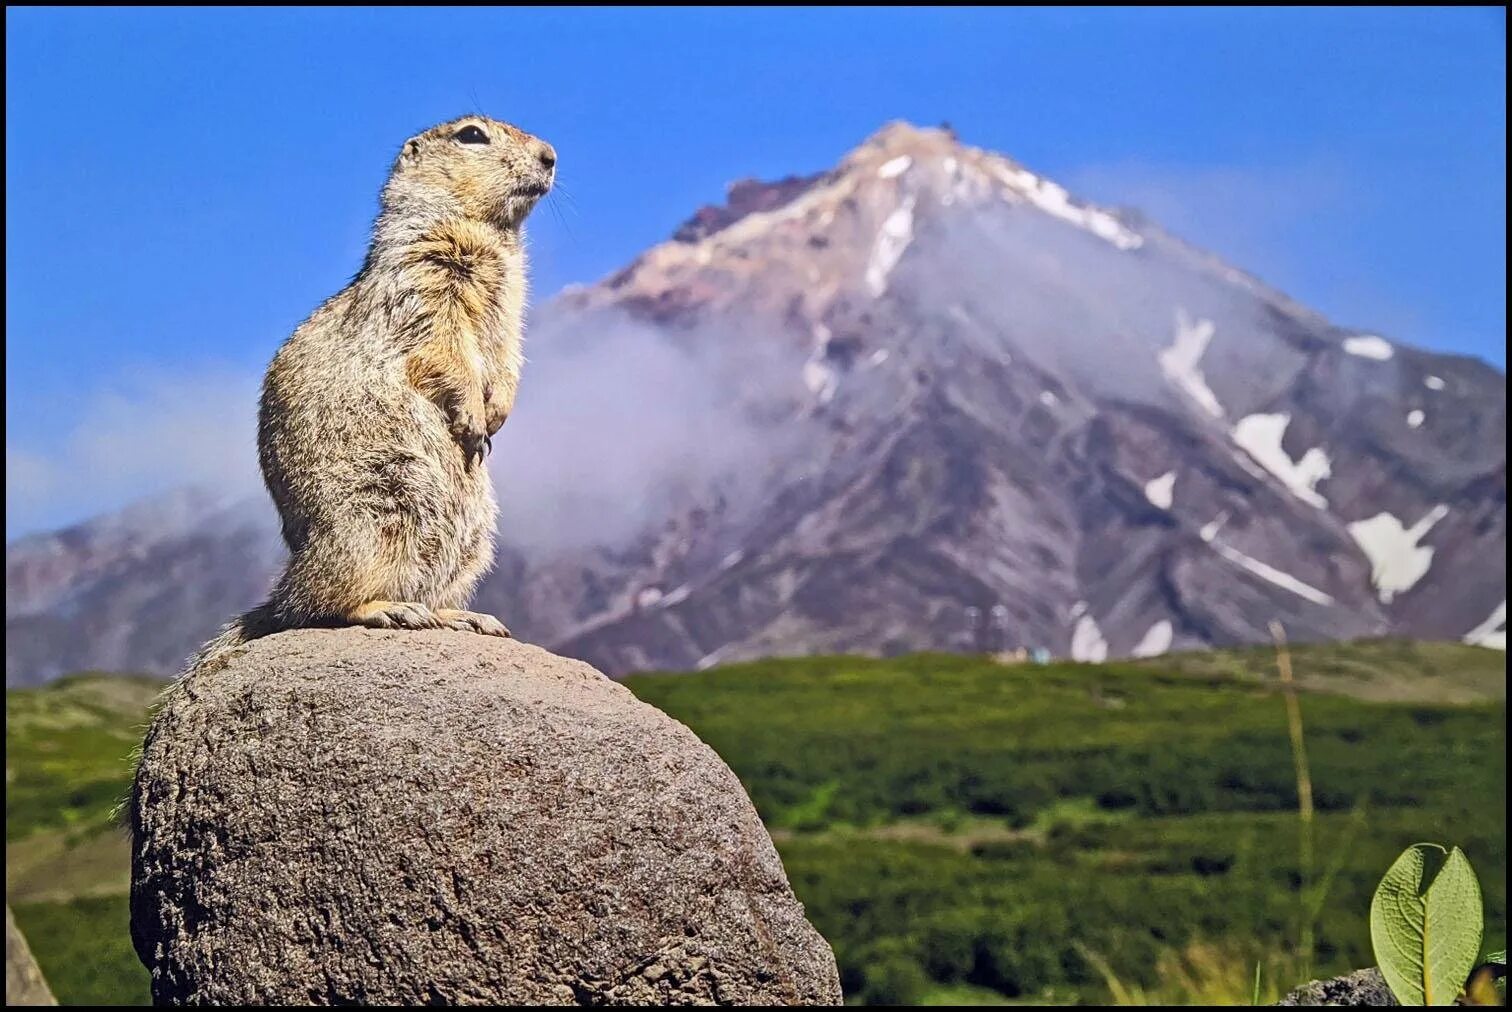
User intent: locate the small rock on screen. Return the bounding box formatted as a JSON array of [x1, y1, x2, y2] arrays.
[[1279, 968, 1398, 1006], [5, 905, 56, 1006]]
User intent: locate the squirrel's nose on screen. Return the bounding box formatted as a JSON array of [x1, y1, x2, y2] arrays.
[[535, 142, 556, 171]]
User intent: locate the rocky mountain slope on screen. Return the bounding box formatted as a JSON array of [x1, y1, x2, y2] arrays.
[[6, 122, 1505, 685]]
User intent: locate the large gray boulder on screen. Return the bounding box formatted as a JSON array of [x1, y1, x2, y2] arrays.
[[129, 628, 841, 1006]]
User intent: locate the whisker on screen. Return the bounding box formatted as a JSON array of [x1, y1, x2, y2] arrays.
[[549, 181, 582, 215], [545, 192, 578, 245]]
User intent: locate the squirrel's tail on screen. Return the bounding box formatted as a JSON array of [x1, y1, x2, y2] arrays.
[[186, 602, 280, 675]]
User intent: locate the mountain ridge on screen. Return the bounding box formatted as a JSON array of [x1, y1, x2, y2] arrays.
[[6, 120, 1506, 685]]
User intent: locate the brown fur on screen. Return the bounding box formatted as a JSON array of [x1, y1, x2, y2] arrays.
[[190, 115, 555, 671]]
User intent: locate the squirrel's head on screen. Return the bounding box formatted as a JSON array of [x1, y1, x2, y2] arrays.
[[386, 115, 556, 229]]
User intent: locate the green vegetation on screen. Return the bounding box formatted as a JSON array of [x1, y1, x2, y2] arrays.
[[1125, 639, 1506, 705], [624, 649, 1505, 1004], [4, 642, 1505, 1005], [6, 673, 163, 843], [10, 895, 149, 1006], [6, 674, 162, 1004]]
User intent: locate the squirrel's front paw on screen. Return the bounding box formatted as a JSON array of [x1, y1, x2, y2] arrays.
[[448, 405, 488, 469], [483, 383, 511, 437]]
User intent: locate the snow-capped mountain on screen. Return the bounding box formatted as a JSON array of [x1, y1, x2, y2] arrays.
[[6, 122, 1505, 685]]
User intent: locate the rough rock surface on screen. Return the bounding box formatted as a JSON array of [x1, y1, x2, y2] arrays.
[[6, 905, 57, 1006], [129, 628, 841, 1006], [1278, 968, 1398, 1006]]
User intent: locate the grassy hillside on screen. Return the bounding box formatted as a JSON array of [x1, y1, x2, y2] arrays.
[[622, 646, 1506, 1004], [6, 674, 162, 1005], [5, 642, 1505, 1005], [1128, 639, 1506, 705]]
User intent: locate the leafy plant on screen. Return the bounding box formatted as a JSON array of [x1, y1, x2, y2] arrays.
[[1369, 843, 1485, 1005]]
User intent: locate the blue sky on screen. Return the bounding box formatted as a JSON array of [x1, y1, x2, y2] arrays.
[[4, 7, 1506, 536]]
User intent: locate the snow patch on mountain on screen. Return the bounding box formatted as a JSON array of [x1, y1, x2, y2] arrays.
[[803, 324, 841, 404], [1130, 620, 1174, 658], [1231, 413, 1331, 508], [1346, 505, 1450, 603], [1228, 451, 1269, 482], [1343, 335, 1394, 361], [865, 194, 916, 296], [1463, 600, 1507, 651], [1144, 471, 1176, 510], [1159, 309, 1224, 418], [1214, 542, 1335, 606], [877, 155, 912, 180], [1071, 612, 1109, 662], [1425, 375, 1446, 391], [696, 645, 733, 671], [803, 357, 839, 404], [1199, 512, 1335, 606], [1407, 410, 1425, 429], [935, 157, 986, 207], [988, 161, 1143, 250]]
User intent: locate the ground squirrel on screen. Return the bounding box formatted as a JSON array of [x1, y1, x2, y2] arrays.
[[193, 115, 555, 670]]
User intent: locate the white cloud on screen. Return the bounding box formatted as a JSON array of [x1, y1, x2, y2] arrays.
[[6, 369, 261, 539], [6, 311, 778, 559], [488, 312, 778, 555], [1063, 158, 1438, 351], [1064, 159, 1355, 286]]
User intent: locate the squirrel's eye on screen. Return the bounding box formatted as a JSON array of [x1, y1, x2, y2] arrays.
[[454, 125, 490, 145]]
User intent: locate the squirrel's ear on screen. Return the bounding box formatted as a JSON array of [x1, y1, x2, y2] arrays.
[[400, 139, 421, 164]]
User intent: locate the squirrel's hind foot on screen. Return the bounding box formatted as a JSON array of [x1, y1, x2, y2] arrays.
[[434, 608, 511, 638], [348, 600, 443, 630]]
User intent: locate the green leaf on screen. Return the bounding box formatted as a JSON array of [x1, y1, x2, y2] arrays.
[[1370, 843, 1484, 1006]]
